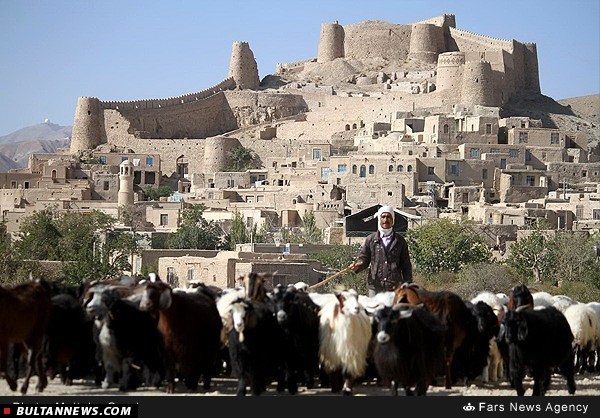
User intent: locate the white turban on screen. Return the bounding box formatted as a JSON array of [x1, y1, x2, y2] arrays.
[[377, 205, 395, 236]]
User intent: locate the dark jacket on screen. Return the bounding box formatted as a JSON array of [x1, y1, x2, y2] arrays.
[[355, 231, 413, 292]]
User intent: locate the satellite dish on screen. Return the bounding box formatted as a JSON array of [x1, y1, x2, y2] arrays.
[[44, 118, 50, 123]]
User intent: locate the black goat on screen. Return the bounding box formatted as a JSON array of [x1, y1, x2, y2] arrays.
[[228, 299, 285, 396], [373, 304, 446, 396], [500, 306, 576, 396], [271, 286, 320, 393]]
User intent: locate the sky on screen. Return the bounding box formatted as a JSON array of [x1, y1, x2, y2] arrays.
[[0, 0, 598, 136]]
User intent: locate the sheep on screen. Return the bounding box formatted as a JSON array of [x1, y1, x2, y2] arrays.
[[140, 281, 222, 393], [372, 304, 446, 396], [552, 295, 577, 313], [358, 291, 395, 314], [586, 302, 600, 371], [532, 291, 554, 308], [318, 289, 372, 395], [496, 293, 509, 306], [228, 299, 285, 396], [563, 303, 600, 374], [500, 306, 575, 396]]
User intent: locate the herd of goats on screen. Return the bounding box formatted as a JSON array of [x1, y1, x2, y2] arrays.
[[1, 273, 599, 397]]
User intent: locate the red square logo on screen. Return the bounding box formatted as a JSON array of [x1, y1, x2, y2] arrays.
[[3, 408, 10, 415]]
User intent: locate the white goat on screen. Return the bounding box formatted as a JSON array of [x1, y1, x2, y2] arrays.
[[552, 295, 577, 313], [532, 291, 554, 308], [318, 290, 372, 395]]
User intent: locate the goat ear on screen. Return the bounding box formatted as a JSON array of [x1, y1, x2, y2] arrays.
[[335, 293, 345, 310], [159, 289, 172, 310], [517, 320, 528, 341]]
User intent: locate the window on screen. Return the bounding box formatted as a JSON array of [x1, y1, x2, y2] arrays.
[[397, 165, 403, 172], [482, 168, 488, 180], [160, 214, 169, 226], [433, 125, 436, 134], [550, 132, 559, 144], [387, 191, 393, 196], [521, 121, 526, 128], [51, 170, 57, 179], [407, 165, 413, 173], [526, 176, 535, 186], [257, 195, 264, 203], [167, 267, 174, 283], [312, 148, 322, 160], [485, 124, 492, 134], [145, 172, 156, 184], [428, 167, 435, 175], [408, 150, 413, 156], [368, 165, 375, 175], [345, 124, 350, 131], [133, 171, 141, 185], [352, 165, 357, 174], [443, 124, 449, 134], [121, 157, 129, 162], [103, 181, 110, 191], [337, 164, 347, 173], [99, 156, 107, 164], [448, 162, 459, 176], [519, 132, 528, 143], [187, 269, 194, 282], [359, 165, 366, 178], [24, 181, 30, 189], [593, 209, 600, 220], [227, 179, 235, 188], [388, 165, 394, 172], [509, 149, 519, 158], [370, 192, 376, 198], [470, 148, 480, 158], [146, 157, 154, 166], [525, 149, 532, 162]]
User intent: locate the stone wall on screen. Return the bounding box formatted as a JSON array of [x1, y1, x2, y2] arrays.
[[317, 22, 345, 62], [229, 42, 260, 90], [343, 20, 412, 61]]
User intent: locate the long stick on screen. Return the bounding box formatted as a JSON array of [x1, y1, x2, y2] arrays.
[[308, 266, 353, 290]]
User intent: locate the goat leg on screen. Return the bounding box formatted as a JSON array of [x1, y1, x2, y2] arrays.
[[0, 345, 18, 392]]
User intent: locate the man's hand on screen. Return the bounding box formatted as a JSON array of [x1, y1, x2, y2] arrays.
[[348, 259, 363, 272]]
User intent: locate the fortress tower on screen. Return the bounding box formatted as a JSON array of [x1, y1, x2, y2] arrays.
[[408, 23, 445, 63], [461, 61, 496, 107], [71, 97, 103, 154], [317, 21, 345, 63], [228, 41, 260, 90], [203, 137, 243, 174], [436, 51, 465, 92], [118, 159, 134, 207]]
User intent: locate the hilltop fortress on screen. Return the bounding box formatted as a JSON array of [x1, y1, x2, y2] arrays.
[[70, 14, 540, 174], [2, 13, 598, 286]]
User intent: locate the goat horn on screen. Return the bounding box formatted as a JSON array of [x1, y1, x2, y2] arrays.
[[515, 305, 531, 312]]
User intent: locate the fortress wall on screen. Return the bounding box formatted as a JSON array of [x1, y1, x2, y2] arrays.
[[106, 92, 237, 141], [71, 97, 104, 153], [203, 137, 242, 174], [224, 91, 308, 128], [342, 21, 412, 61], [100, 78, 235, 110], [411, 14, 455, 28], [118, 139, 207, 176], [238, 137, 296, 160], [461, 61, 496, 107], [448, 27, 513, 53], [436, 52, 465, 92], [512, 41, 541, 93]]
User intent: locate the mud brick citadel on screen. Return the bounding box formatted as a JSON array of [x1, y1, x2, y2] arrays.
[[2, 14, 598, 288]]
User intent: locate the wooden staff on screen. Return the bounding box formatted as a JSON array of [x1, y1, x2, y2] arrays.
[[308, 266, 353, 290]]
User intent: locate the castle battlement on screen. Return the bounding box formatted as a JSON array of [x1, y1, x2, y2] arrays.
[[99, 78, 235, 110], [449, 27, 514, 50]]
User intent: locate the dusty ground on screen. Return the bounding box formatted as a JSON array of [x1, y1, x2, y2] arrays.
[[1, 373, 600, 397]]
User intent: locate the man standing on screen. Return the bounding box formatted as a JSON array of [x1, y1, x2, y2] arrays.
[[348, 205, 413, 297]]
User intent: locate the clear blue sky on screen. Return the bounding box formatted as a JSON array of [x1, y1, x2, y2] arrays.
[[0, 0, 598, 136]]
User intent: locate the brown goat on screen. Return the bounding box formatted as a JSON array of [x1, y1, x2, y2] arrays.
[[140, 281, 222, 393], [393, 283, 474, 389], [0, 280, 52, 394], [241, 272, 269, 302]]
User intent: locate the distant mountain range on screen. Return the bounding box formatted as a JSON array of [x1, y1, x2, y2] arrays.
[[0, 122, 71, 172]]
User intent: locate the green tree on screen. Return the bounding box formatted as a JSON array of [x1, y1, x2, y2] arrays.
[[285, 211, 323, 244], [505, 221, 555, 283], [169, 204, 224, 250], [0, 221, 18, 284], [229, 211, 247, 250], [228, 146, 254, 171], [144, 185, 174, 201], [14, 208, 62, 261], [406, 218, 492, 276]]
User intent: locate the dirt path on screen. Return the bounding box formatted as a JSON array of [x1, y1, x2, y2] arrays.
[[1, 373, 599, 397]]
